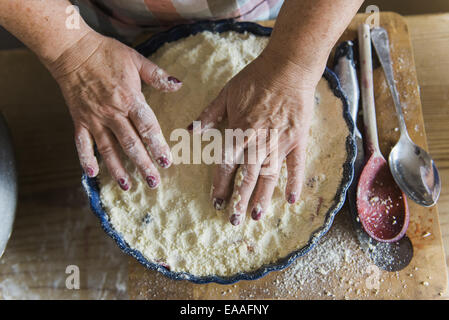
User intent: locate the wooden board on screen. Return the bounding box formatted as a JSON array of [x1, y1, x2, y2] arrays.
[[128, 12, 448, 299]]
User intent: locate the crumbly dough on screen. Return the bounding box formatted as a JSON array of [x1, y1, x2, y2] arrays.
[[99, 31, 349, 277]]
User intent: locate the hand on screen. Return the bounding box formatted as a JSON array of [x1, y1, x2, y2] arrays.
[[47, 31, 182, 191], [192, 50, 320, 225]]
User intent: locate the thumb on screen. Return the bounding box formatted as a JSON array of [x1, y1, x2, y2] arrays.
[[188, 87, 227, 133], [137, 54, 182, 92]]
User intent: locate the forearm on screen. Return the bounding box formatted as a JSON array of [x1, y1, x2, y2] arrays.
[[0, 0, 93, 65], [266, 0, 363, 79]]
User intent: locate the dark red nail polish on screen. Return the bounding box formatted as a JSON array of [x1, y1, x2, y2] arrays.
[[146, 175, 158, 189], [86, 167, 95, 177], [213, 198, 224, 210], [167, 76, 181, 84], [157, 156, 170, 168], [156, 260, 170, 271], [160, 262, 170, 270], [288, 193, 296, 204], [230, 214, 240, 226], [187, 123, 193, 131], [251, 208, 262, 221], [118, 178, 129, 191]]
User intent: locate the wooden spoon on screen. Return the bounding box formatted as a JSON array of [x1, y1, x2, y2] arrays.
[[356, 24, 409, 243]]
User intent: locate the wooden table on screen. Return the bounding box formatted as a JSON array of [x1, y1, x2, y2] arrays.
[[0, 13, 448, 299], [407, 14, 449, 282]]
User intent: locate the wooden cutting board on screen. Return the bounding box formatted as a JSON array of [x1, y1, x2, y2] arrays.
[[128, 12, 448, 299]]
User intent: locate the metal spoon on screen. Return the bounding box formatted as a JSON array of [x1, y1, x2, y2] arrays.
[[371, 27, 441, 207], [357, 24, 409, 243]]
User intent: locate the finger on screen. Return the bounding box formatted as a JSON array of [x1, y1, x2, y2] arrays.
[[92, 126, 131, 191], [249, 153, 283, 221], [210, 129, 248, 211], [285, 146, 306, 204], [108, 116, 160, 189], [74, 125, 99, 178], [228, 162, 262, 226], [129, 96, 172, 168], [211, 163, 237, 211], [226, 130, 267, 225], [188, 87, 227, 133], [137, 55, 182, 92]]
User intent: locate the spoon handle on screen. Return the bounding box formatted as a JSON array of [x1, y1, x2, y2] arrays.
[[371, 27, 408, 136], [358, 24, 381, 155]]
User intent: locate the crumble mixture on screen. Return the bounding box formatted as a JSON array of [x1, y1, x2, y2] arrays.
[[99, 31, 349, 277]]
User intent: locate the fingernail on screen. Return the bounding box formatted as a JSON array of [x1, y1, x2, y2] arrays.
[[118, 178, 129, 191], [251, 207, 262, 221], [86, 166, 95, 177], [187, 123, 193, 131], [157, 156, 170, 168], [288, 193, 296, 204], [213, 198, 225, 210], [156, 260, 170, 271], [230, 214, 241, 226], [167, 76, 181, 84], [146, 175, 158, 189]]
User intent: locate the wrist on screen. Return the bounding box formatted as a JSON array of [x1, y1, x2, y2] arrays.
[[263, 39, 328, 84], [255, 45, 323, 94], [35, 16, 94, 65], [45, 29, 105, 79]]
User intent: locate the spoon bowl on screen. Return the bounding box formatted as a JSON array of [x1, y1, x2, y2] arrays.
[[389, 134, 441, 207], [357, 153, 409, 242]]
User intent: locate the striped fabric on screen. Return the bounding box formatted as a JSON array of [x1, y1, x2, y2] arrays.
[[72, 0, 283, 43]]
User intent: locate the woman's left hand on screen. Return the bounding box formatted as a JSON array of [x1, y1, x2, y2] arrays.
[[191, 49, 322, 226]]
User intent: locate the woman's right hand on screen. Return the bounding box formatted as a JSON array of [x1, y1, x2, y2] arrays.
[[46, 30, 182, 191]]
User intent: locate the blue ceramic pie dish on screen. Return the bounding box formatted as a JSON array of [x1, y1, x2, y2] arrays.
[[81, 19, 356, 285]]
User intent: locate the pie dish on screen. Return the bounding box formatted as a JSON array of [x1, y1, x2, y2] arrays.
[[81, 20, 356, 284]]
